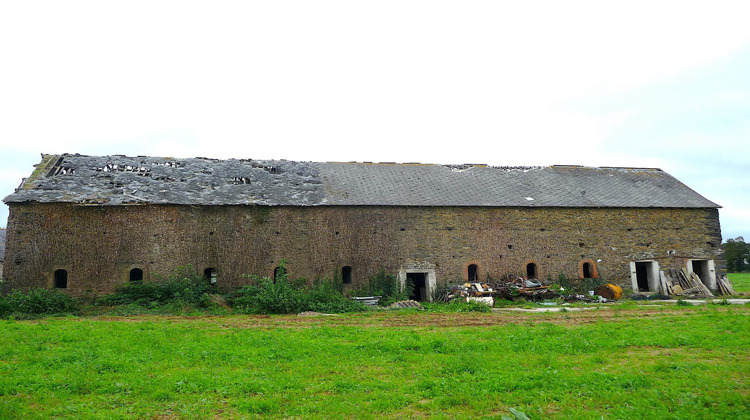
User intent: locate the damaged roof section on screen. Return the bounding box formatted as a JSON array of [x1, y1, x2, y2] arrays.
[[6, 154, 327, 206], [3, 154, 720, 208]]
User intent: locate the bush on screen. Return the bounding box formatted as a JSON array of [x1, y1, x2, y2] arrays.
[[97, 265, 217, 308], [303, 281, 368, 313], [227, 262, 367, 314], [351, 270, 411, 306], [0, 288, 80, 318]]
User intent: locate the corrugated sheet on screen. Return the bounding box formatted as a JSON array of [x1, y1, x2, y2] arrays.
[[3, 154, 720, 208]]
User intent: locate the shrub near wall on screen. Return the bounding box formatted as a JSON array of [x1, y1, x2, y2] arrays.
[[96, 265, 218, 309], [0, 289, 79, 319], [227, 262, 368, 314]]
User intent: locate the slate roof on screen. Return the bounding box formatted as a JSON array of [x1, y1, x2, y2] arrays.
[[3, 154, 720, 209]]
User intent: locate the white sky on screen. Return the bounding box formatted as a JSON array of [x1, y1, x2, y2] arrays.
[[1, 0, 749, 239]]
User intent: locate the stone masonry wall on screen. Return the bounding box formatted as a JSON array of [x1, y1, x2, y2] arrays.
[[2, 203, 724, 295]]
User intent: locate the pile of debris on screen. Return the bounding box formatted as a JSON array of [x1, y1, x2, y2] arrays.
[[658, 269, 735, 298], [658, 269, 725, 298], [662, 268, 712, 297], [490, 275, 560, 302], [438, 282, 496, 306], [439, 275, 628, 304], [716, 276, 737, 296], [350, 296, 381, 306]]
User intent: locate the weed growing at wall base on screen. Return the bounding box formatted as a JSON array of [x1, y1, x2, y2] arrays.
[[0, 288, 79, 319], [227, 262, 368, 314], [95, 264, 218, 309], [351, 269, 412, 306]]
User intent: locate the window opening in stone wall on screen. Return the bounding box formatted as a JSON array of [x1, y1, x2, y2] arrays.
[[468, 264, 478, 281], [526, 263, 537, 279], [273, 266, 281, 283], [54, 269, 68, 289], [582, 262, 593, 278], [342, 266, 352, 284], [129, 268, 143, 282], [204, 267, 217, 285], [407, 272, 427, 302]]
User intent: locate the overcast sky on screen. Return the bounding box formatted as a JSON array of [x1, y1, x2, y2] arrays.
[[1, 1, 748, 239]]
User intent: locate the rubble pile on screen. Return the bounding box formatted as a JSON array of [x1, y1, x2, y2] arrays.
[[489, 275, 562, 302], [657, 268, 730, 298], [440, 275, 627, 305]]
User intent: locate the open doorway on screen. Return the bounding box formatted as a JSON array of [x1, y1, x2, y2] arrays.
[[635, 262, 649, 291], [688, 259, 716, 291], [630, 261, 659, 292], [407, 272, 427, 301], [399, 267, 436, 302]]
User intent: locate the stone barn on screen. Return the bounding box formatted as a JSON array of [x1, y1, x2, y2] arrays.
[[2, 154, 724, 300]]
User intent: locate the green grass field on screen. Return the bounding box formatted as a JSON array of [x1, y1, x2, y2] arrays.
[[728, 272, 750, 293], [1, 305, 748, 419]]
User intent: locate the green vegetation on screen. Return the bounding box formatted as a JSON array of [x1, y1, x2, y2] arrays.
[[228, 262, 367, 314], [728, 272, 750, 293], [554, 272, 608, 295], [350, 269, 412, 306], [96, 264, 218, 310], [0, 306, 747, 418], [0, 288, 79, 319], [724, 236, 749, 272]]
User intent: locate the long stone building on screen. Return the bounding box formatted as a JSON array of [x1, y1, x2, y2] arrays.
[[2, 154, 723, 300]]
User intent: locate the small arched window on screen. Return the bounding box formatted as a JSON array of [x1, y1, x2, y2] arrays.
[[273, 266, 281, 283], [468, 264, 479, 281], [582, 262, 593, 278], [204, 267, 217, 284], [579, 259, 599, 279], [342, 266, 352, 284], [54, 269, 68, 289], [129, 268, 144, 282], [526, 263, 538, 279]]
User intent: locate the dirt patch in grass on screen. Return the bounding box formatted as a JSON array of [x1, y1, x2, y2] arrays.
[[77, 305, 748, 329]]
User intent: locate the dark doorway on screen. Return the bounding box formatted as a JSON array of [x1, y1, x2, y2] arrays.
[[526, 263, 537, 279], [691, 260, 712, 288], [468, 264, 478, 281], [54, 269, 68, 289], [691, 260, 707, 283], [129, 268, 143, 282], [582, 262, 593, 278], [407, 272, 427, 302], [342, 266, 352, 284], [635, 262, 650, 291], [273, 267, 281, 283]]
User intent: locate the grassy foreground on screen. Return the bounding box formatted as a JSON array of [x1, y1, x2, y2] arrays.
[[728, 272, 750, 293], [0, 306, 748, 419]]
